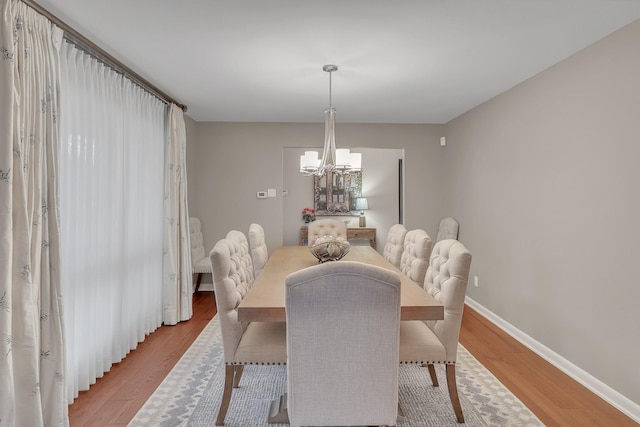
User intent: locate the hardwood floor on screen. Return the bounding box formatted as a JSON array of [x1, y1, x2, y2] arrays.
[[68, 293, 638, 426], [459, 306, 637, 427], [68, 292, 217, 426]]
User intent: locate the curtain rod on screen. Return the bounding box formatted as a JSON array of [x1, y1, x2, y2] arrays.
[[23, 0, 188, 112]]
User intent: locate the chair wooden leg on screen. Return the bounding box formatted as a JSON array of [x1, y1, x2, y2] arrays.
[[216, 365, 235, 425], [427, 363, 439, 387], [233, 364, 244, 388], [195, 273, 203, 292], [445, 364, 464, 423]]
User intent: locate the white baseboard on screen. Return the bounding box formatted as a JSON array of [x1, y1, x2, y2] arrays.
[[195, 283, 214, 292], [465, 297, 640, 423]]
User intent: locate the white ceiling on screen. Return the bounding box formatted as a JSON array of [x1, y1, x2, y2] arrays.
[[35, 0, 640, 123]]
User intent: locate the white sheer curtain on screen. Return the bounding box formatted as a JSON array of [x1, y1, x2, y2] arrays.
[[0, 1, 67, 425], [163, 104, 193, 325], [58, 41, 166, 401]]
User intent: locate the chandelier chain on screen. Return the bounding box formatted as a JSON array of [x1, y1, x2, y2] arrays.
[[329, 69, 332, 108]]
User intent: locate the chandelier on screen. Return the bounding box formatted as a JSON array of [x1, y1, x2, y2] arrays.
[[299, 65, 361, 176]]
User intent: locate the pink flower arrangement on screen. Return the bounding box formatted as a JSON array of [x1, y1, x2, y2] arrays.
[[301, 207, 316, 223]]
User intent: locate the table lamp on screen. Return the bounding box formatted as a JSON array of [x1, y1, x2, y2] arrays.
[[355, 197, 369, 227]]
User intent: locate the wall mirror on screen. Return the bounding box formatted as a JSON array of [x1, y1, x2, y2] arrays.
[[314, 171, 362, 215]]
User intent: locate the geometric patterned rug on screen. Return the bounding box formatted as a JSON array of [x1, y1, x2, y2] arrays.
[[129, 316, 545, 426]]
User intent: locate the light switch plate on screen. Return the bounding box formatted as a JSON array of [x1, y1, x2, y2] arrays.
[[257, 191, 267, 199], [267, 188, 277, 198]]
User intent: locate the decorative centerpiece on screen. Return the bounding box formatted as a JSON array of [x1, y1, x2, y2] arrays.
[[309, 235, 350, 263]]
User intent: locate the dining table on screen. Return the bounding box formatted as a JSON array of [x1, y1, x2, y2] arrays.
[[237, 244, 445, 424], [238, 244, 444, 323]]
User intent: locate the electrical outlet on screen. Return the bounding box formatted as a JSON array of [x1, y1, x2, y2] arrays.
[[474, 275, 479, 287]]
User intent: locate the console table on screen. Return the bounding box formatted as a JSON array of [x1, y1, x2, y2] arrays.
[[300, 226, 377, 249]]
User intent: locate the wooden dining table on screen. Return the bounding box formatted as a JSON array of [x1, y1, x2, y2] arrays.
[[238, 245, 444, 323]]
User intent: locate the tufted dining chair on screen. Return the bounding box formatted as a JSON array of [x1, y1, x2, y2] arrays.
[[436, 217, 459, 242], [307, 218, 347, 246], [286, 261, 401, 427], [399, 229, 433, 284], [248, 223, 268, 278], [398, 239, 472, 423], [383, 223, 408, 268], [189, 217, 211, 292], [225, 229, 249, 249], [210, 230, 287, 425]]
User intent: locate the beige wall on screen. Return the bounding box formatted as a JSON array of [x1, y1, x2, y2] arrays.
[[444, 20, 640, 404], [186, 122, 446, 257]]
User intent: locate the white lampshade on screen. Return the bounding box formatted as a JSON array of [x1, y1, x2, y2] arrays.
[[300, 151, 320, 172], [335, 148, 351, 168], [349, 152, 362, 170], [355, 197, 369, 211]]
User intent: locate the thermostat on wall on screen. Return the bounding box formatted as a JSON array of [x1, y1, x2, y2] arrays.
[[256, 191, 268, 199]]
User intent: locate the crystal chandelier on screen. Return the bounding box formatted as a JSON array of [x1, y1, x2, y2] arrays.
[[300, 65, 361, 176]]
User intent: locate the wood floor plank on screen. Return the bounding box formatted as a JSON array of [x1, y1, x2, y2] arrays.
[[68, 293, 638, 426], [460, 305, 638, 427]]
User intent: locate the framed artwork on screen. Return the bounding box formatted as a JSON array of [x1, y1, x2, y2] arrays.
[[314, 171, 362, 216]]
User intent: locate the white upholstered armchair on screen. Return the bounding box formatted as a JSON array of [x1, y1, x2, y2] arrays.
[[248, 223, 268, 278], [383, 223, 408, 268], [189, 217, 211, 292], [399, 228, 433, 284], [285, 261, 401, 427], [210, 230, 287, 425], [306, 218, 347, 246], [436, 216, 459, 241], [399, 239, 472, 423]]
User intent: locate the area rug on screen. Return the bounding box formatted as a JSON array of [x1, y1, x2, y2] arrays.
[[129, 316, 544, 426]]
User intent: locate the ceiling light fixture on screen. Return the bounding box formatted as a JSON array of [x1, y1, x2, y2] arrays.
[[300, 65, 361, 176]]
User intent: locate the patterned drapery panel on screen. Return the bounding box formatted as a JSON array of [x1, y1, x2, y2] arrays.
[[0, 1, 67, 425]]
